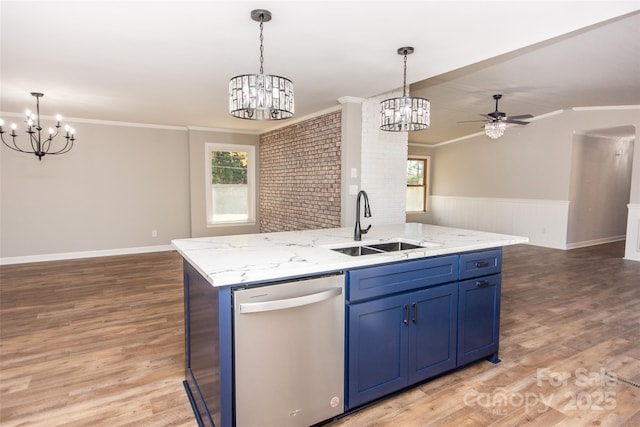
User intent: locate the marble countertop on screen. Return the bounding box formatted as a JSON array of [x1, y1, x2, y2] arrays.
[[171, 223, 528, 287]]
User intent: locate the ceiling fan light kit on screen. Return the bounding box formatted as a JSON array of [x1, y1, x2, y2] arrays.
[[229, 9, 294, 121], [485, 121, 507, 139], [458, 94, 533, 140], [380, 47, 430, 132]]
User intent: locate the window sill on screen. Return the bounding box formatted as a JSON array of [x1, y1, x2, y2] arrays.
[[406, 211, 429, 223], [206, 221, 257, 228]]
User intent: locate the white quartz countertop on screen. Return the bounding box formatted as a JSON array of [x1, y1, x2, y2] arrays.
[[171, 223, 528, 287]]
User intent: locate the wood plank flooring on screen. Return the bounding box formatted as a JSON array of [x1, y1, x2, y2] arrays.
[[1, 242, 639, 426], [0, 252, 195, 426]]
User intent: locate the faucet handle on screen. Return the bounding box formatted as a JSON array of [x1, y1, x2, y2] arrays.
[[362, 224, 371, 235]]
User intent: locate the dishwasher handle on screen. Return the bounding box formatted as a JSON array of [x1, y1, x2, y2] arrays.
[[239, 287, 343, 314]]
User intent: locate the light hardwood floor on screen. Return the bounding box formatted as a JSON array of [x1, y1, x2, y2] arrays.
[[1, 243, 639, 426], [0, 252, 195, 426]]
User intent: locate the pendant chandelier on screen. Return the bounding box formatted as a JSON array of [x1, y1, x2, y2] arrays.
[[0, 92, 76, 160], [380, 47, 430, 132], [229, 9, 294, 121], [485, 121, 507, 139]]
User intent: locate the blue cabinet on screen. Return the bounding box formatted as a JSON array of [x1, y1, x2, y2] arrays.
[[457, 249, 502, 366], [347, 292, 407, 408], [182, 260, 232, 427], [346, 256, 459, 409], [346, 249, 503, 410], [457, 274, 501, 365], [409, 284, 458, 381], [347, 283, 458, 409]]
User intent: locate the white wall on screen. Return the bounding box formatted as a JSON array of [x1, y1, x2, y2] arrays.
[[0, 120, 191, 263], [428, 111, 574, 200], [428, 196, 569, 249], [339, 98, 364, 227], [360, 91, 408, 226], [410, 107, 640, 255], [626, 204, 640, 261], [567, 131, 634, 248], [4, 105, 638, 262]]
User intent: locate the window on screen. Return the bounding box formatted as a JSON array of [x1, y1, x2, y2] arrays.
[[406, 156, 429, 212], [205, 143, 256, 226]]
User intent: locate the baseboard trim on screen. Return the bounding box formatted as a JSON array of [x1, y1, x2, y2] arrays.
[[0, 245, 174, 266], [565, 235, 626, 250]]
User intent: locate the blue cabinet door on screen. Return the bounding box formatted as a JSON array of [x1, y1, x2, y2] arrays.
[[457, 274, 501, 366], [347, 283, 459, 409], [408, 283, 458, 383], [347, 293, 409, 409]]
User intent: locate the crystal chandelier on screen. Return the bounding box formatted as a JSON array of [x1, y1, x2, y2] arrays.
[[0, 92, 76, 160], [380, 47, 430, 132], [229, 9, 294, 121], [485, 121, 507, 139]]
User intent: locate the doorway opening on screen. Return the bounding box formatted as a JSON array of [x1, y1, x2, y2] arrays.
[[566, 125, 635, 258]]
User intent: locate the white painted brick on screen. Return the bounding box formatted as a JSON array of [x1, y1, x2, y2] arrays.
[[361, 90, 408, 225]]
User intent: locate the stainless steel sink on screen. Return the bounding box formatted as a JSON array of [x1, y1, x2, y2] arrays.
[[366, 241, 424, 252], [330, 245, 384, 256], [327, 239, 440, 257]]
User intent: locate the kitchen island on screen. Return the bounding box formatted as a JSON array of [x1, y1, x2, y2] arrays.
[[172, 223, 528, 427]]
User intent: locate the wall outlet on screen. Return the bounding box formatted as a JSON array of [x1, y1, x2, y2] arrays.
[[151, 229, 158, 237]]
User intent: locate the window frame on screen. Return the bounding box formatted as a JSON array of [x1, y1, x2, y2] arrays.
[[205, 142, 256, 227], [406, 156, 430, 213]]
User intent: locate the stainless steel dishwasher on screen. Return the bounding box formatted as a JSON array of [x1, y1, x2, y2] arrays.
[[233, 274, 345, 427]]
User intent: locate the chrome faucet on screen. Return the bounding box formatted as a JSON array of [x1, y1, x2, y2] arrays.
[[354, 190, 372, 241]]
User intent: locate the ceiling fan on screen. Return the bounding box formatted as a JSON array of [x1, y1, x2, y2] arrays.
[[458, 94, 533, 139], [460, 94, 534, 125]]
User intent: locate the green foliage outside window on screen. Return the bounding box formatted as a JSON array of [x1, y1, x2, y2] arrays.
[[211, 151, 248, 184], [407, 160, 424, 185]]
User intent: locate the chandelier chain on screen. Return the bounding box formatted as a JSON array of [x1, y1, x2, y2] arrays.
[[258, 14, 265, 74], [35, 94, 42, 131], [402, 50, 408, 97]]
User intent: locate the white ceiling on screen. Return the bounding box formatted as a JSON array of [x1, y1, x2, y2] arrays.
[[1, 1, 639, 145], [409, 9, 640, 144]]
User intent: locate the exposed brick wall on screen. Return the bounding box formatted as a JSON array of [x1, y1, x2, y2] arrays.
[[260, 111, 342, 232]]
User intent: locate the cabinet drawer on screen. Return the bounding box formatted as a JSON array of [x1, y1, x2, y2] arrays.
[[347, 255, 458, 302], [459, 249, 502, 280]]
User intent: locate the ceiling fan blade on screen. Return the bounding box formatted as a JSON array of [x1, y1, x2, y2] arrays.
[[507, 114, 533, 120], [504, 119, 530, 125]]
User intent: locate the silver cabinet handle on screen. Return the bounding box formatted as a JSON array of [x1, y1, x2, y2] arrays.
[[239, 287, 342, 314], [476, 280, 491, 288]]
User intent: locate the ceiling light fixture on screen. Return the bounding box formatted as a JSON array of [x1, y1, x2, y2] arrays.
[[0, 92, 76, 160], [484, 121, 507, 139], [229, 9, 294, 121], [380, 47, 430, 132]]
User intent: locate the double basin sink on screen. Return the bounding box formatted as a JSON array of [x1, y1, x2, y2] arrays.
[[325, 238, 441, 257]]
